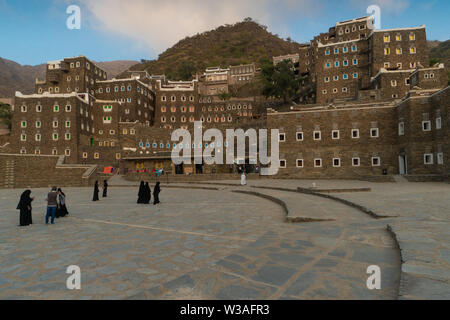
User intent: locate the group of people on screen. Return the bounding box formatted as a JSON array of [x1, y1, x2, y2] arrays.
[[137, 181, 161, 205], [92, 180, 108, 201], [16, 187, 69, 227]]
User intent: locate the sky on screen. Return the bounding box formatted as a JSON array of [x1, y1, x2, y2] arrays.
[[0, 0, 449, 66]]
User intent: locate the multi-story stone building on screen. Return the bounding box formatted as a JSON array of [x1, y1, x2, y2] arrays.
[[7, 16, 449, 182]]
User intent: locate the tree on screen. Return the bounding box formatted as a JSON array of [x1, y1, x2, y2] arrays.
[[261, 59, 300, 103], [176, 61, 197, 81], [218, 91, 231, 101], [0, 103, 12, 130]]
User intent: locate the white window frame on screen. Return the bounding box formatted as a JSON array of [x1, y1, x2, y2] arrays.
[[437, 153, 444, 165], [279, 160, 287, 168], [313, 131, 322, 141], [279, 133, 286, 142], [424, 154, 433, 165], [372, 157, 381, 167], [314, 158, 322, 168], [332, 130, 340, 140], [436, 117, 442, 130], [333, 158, 341, 167], [422, 121, 431, 132], [370, 128, 379, 138], [351, 129, 360, 139], [352, 157, 361, 167], [296, 132, 304, 141], [296, 159, 304, 168], [398, 122, 405, 136]]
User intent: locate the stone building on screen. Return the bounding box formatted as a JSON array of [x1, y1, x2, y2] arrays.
[[7, 16, 449, 182]]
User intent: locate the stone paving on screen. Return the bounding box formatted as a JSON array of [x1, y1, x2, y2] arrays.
[[173, 179, 449, 300], [0, 184, 402, 300]]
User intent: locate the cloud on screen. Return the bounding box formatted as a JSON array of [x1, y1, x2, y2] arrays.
[[75, 0, 319, 58], [350, 0, 410, 15]]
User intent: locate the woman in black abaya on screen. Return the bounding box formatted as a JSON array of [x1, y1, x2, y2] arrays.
[[137, 181, 145, 204], [143, 182, 151, 204], [57, 188, 69, 217], [93, 181, 100, 201], [153, 182, 161, 205], [17, 190, 34, 227], [102, 180, 108, 198]]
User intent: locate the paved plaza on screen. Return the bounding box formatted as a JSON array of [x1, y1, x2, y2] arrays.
[[0, 179, 448, 300]]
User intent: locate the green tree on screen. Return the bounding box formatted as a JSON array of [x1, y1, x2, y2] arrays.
[[218, 91, 231, 101], [176, 61, 197, 81], [261, 59, 300, 103], [0, 103, 12, 130]]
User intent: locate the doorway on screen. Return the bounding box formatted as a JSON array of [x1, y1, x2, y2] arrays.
[[398, 155, 407, 175]]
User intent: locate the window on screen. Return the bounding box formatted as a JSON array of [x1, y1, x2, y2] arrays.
[[333, 88, 338, 94], [384, 35, 390, 43], [370, 128, 379, 138], [437, 153, 444, 165], [343, 60, 348, 66], [352, 129, 360, 138], [53, 133, 59, 141], [332, 130, 340, 139], [296, 159, 304, 168], [422, 121, 431, 131], [325, 50, 330, 56], [335, 61, 340, 67], [20, 134, 27, 141], [424, 154, 433, 165], [296, 132, 303, 141], [21, 121, 27, 128], [54, 105, 59, 112], [21, 105, 27, 112], [398, 122, 405, 135], [83, 152, 88, 159], [36, 121, 41, 128], [65, 133, 71, 140], [352, 157, 360, 167], [384, 48, 390, 55], [333, 75, 339, 81], [324, 77, 330, 83], [436, 117, 442, 130], [343, 74, 348, 80], [280, 160, 287, 168], [35, 134, 41, 142], [351, 45, 357, 52], [36, 105, 42, 112], [65, 149, 71, 156], [279, 133, 286, 142], [391, 80, 397, 87], [396, 34, 402, 41], [326, 62, 331, 69], [352, 59, 358, 65], [130, 129, 135, 135], [314, 158, 322, 168], [313, 131, 321, 141], [103, 116, 112, 124], [409, 33, 415, 41], [334, 48, 339, 54], [410, 62, 417, 69], [372, 157, 381, 166], [398, 63, 403, 69], [333, 158, 341, 167], [343, 47, 348, 53], [53, 121, 58, 128], [52, 149, 58, 156], [116, 153, 121, 160], [353, 73, 358, 79], [110, 130, 115, 135], [410, 47, 416, 54], [384, 62, 390, 69], [396, 48, 402, 55], [94, 153, 100, 159]]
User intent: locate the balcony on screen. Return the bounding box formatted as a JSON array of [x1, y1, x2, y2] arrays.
[[60, 61, 69, 72]]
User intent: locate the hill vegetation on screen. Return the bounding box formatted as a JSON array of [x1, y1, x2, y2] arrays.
[[122, 18, 306, 80]]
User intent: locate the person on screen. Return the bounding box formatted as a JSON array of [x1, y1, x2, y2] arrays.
[[17, 190, 34, 227], [241, 172, 247, 186], [143, 182, 151, 204], [153, 182, 161, 205], [137, 181, 145, 204], [93, 181, 100, 201], [102, 180, 108, 198], [46, 186, 58, 225], [56, 188, 69, 218]]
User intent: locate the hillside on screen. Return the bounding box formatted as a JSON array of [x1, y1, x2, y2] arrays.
[[0, 58, 137, 98], [430, 40, 450, 67], [121, 19, 306, 80]]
